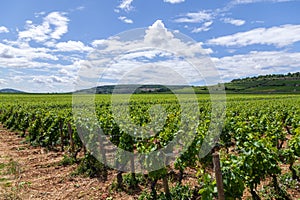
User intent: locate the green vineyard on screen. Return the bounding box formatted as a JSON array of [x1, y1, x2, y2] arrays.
[[0, 93, 299, 199]]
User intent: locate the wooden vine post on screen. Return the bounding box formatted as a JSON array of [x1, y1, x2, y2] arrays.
[[59, 120, 64, 152], [67, 122, 75, 157], [213, 151, 225, 200]]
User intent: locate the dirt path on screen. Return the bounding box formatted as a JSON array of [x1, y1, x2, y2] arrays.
[[0, 126, 137, 200]]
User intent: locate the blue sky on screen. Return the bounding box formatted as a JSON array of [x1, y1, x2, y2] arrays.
[[0, 0, 300, 92]]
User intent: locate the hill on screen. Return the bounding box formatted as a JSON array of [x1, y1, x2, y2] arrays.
[[83, 72, 300, 94], [223, 72, 300, 93], [76, 85, 189, 94], [0, 88, 25, 93]]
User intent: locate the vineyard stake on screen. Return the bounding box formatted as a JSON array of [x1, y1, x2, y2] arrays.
[[213, 152, 225, 200], [59, 120, 64, 151], [67, 122, 75, 157]]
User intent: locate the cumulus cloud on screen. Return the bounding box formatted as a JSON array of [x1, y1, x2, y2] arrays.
[[85, 20, 218, 88], [118, 16, 133, 24], [164, 0, 185, 3], [92, 20, 211, 56], [144, 20, 175, 47], [18, 12, 69, 43], [0, 26, 9, 33], [222, 18, 245, 26], [207, 24, 300, 47]]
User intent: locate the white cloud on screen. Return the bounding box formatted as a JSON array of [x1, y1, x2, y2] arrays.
[[224, 0, 294, 11], [0, 26, 9, 33], [4, 71, 78, 92], [0, 12, 90, 92], [91, 20, 212, 56], [0, 39, 83, 93], [32, 77, 51, 84], [174, 0, 293, 34], [50, 75, 68, 83], [3, 38, 30, 49], [231, 0, 293, 5], [0, 79, 7, 85], [174, 10, 213, 23], [144, 20, 174, 46], [174, 10, 216, 33], [106, 60, 197, 85], [32, 75, 71, 85], [0, 42, 58, 67], [59, 68, 74, 77], [0, 48, 14, 58], [118, 16, 134, 24], [222, 18, 245, 26], [10, 76, 23, 83], [44, 12, 69, 40], [207, 24, 300, 47], [118, 0, 134, 12], [56, 41, 93, 52], [213, 51, 300, 80], [34, 11, 46, 18], [18, 21, 50, 42], [75, 6, 85, 11], [252, 20, 265, 24], [86, 20, 218, 87], [192, 21, 213, 33], [18, 12, 69, 43], [164, 0, 185, 3]]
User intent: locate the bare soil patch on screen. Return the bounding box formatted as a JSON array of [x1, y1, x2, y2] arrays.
[[0, 125, 139, 200]]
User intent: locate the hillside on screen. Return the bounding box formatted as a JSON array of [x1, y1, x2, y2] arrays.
[[224, 72, 300, 93], [77, 72, 299, 94], [76, 85, 189, 94], [0, 88, 25, 93]]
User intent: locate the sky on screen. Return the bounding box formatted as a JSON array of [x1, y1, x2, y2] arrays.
[[0, 0, 300, 92]]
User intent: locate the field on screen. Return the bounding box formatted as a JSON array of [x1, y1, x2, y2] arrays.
[[0, 93, 299, 199]]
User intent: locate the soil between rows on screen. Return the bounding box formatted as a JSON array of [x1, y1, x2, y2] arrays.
[[0, 125, 142, 200]]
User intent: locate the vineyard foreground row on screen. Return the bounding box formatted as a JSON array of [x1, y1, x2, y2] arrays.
[[0, 93, 299, 199]]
